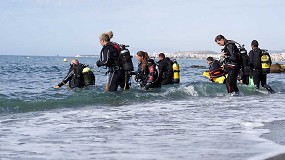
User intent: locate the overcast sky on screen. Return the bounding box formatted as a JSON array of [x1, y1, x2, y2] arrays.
[[0, 0, 284, 56]]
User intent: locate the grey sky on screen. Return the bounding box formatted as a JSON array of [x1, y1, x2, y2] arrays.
[[0, 0, 284, 56]]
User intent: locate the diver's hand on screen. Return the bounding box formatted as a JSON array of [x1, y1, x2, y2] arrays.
[[53, 85, 60, 89], [96, 61, 104, 67], [144, 83, 151, 90]]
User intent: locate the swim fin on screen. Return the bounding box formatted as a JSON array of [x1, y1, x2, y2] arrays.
[[264, 85, 275, 94]]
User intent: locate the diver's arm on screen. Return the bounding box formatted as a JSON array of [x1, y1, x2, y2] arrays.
[[248, 50, 254, 68], [57, 69, 74, 87], [96, 49, 109, 67]]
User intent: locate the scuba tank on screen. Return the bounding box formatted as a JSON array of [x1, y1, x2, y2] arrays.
[[120, 45, 134, 71], [260, 50, 271, 74], [172, 60, 180, 84], [119, 44, 134, 90], [82, 67, 95, 86]]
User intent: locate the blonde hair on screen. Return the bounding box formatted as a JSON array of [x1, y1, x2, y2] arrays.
[[137, 51, 149, 71], [105, 31, 113, 39], [99, 33, 110, 42]]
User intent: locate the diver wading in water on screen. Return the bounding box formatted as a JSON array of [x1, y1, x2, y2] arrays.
[[249, 40, 275, 93], [53, 59, 95, 89], [157, 53, 174, 85], [96, 32, 131, 92], [206, 57, 227, 83], [96, 32, 134, 91], [134, 51, 161, 90], [215, 35, 241, 95]]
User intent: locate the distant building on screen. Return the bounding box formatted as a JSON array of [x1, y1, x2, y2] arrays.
[[150, 51, 220, 59], [270, 53, 285, 62], [149, 51, 285, 61]]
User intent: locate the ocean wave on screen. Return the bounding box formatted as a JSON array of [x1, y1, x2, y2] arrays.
[[0, 81, 283, 114]]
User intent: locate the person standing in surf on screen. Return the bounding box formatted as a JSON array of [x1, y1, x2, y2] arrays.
[[134, 51, 161, 90], [96, 33, 125, 92], [248, 40, 275, 93], [215, 35, 241, 95]]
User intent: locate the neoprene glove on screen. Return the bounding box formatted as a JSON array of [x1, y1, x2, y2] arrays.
[[96, 61, 104, 67], [144, 82, 151, 90]]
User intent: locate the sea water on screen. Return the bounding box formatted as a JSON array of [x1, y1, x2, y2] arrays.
[[0, 55, 285, 160]]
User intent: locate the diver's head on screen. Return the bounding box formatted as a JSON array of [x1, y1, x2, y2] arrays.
[[70, 59, 79, 66], [147, 59, 155, 66], [215, 35, 226, 46], [105, 31, 113, 39], [158, 53, 165, 61], [251, 40, 259, 49], [99, 33, 110, 46], [136, 51, 149, 62], [207, 57, 214, 65]]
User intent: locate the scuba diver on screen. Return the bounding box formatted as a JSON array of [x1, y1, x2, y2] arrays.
[[206, 57, 226, 83], [134, 51, 161, 90], [96, 32, 127, 92], [248, 40, 275, 93], [54, 59, 95, 89], [215, 35, 241, 95], [157, 53, 173, 85]]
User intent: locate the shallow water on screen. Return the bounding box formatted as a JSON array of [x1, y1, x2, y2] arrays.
[[0, 55, 285, 160]]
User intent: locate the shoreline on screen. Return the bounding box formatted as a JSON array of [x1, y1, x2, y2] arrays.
[[258, 120, 285, 160], [266, 153, 285, 160]]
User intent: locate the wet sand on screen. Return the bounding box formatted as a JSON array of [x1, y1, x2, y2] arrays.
[[261, 120, 285, 160]]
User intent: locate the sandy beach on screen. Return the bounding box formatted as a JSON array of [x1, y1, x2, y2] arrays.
[[261, 120, 285, 160]]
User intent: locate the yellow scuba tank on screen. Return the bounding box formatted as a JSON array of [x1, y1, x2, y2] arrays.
[[82, 67, 95, 86], [172, 60, 180, 83], [261, 51, 271, 73]]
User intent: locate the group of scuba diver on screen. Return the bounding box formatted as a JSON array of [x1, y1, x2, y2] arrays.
[[53, 33, 275, 95], [203, 35, 275, 95], [53, 31, 180, 91]]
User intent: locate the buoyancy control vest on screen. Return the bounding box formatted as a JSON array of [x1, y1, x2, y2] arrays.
[[147, 59, 159, 83], [100, 42, 121, 67], [209, 60, 225, 79], [158, 58, 173, 80], [223, 40, 246, 70], [135, 63, 149, 86], [111, 43, 134, 71], [69, 64, 85, 88], [260, 50, 271, 74]]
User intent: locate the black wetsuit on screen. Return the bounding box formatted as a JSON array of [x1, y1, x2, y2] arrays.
[[249, 48, 274, 93], [96, 42, 128, 91], [135, 61, 161, 90], [223, 40, 241, 93], [209, 60, 222, 71], [58, 63, 86, 88], [158, 58, 173, 85], [238, 54, 251, 85]]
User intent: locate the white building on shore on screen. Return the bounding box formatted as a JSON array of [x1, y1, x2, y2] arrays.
[[150, 51, 285, 61]]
